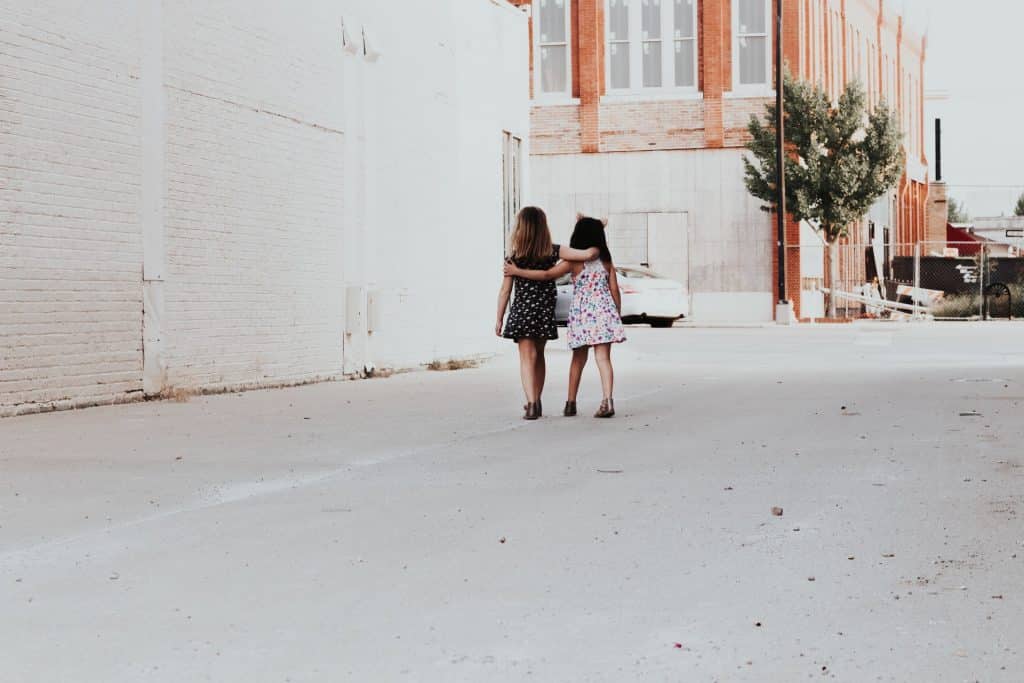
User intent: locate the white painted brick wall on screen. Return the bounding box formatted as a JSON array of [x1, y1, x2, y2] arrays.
[[159, 1, 347, 391], [0, 2, 144, 415], [1, 1, 531, 416]]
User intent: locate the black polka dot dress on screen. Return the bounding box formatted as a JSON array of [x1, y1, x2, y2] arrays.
[[502, 244, 560, 342]]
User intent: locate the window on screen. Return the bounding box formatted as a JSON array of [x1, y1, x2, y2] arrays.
[[502, 132, 522, 252], [734, 0, 771, 89], [535, 0, 572, 96], [606, 0, 698, 93], [673, 0, 697, 87]]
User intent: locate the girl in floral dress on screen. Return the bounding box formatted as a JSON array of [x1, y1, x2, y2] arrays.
[[504, 216, 625, 418]]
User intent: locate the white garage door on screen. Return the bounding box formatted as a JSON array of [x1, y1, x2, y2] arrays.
[[606, 212, 689, 292]]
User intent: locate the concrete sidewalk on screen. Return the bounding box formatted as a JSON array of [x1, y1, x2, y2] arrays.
[[2, 324, 1023, 682]]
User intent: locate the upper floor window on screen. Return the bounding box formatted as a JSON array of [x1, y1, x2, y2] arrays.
[[535, 0, 572, 97], [734, 0, 771, 90], [606, 0, 698, 94]]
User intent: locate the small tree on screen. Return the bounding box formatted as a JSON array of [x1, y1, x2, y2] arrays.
[[744, 72, 905, 318], [1014, 192, 1024, 217], [948, 196, 970, 223]]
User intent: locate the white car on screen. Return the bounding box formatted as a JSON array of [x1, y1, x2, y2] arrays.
[[555, 265, 688, 328]]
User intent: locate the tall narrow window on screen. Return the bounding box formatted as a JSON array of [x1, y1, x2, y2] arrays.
[[641, 0, 663, 87], [502, 132, 522, 252], [536, 0, 571, 95], [735, 0, 770, 87], [609, 0, 631, 89], [673, 0, 696, 87], [606, 0, 697, 93]]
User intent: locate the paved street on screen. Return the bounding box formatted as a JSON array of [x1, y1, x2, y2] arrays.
[[2, 323, 1023, 682]]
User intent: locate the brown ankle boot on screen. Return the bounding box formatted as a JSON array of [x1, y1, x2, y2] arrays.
[[563, 401, 577, 417], [523, 402, 540, 420], [594, 398, 615, 418]]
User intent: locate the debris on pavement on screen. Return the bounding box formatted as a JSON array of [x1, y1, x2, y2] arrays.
[[771, 507, 784, 516], [596, 469, 623, 474]]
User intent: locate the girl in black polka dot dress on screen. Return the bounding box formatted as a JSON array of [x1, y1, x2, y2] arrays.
[[496, 207, 597, 420]]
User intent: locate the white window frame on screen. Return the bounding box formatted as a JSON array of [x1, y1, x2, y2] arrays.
[[532, 0, 575, 102], [603, 0, 701, 99], [730, 0, 774, 97]]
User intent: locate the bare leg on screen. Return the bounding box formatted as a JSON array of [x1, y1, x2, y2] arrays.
[[567, 347, 589, 402], [517, 339, 538, 403], [593, 343, 614, 400], [533, 339, 548, 404]]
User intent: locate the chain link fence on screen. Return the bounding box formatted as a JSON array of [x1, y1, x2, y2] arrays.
[[793, 239, 1024, 321]]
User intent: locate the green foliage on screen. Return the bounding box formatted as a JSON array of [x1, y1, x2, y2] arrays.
[[743, 72, 905, 245], [1014, 192, 1024, 217], [948, 196, 970, 223]]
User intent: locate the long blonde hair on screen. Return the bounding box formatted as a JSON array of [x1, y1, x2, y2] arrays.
[[508, 206, 553, 262]]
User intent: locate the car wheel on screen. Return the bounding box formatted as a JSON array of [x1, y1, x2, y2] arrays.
[[649, 319, 675, 328]]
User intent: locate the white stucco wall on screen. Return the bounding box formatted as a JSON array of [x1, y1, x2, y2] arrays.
[[343, 0, 530, 370], [530, 148, 774, 322], [0, 1, 530, 416]]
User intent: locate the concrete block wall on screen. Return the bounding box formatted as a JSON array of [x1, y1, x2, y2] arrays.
[[0, 2, 145, 415], [531, 148, 775, 322]]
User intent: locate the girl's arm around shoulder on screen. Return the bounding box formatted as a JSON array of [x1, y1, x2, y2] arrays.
[[559, 245, 600, 262], [607, 262, 622, 313], [503, 259, 574, 281]]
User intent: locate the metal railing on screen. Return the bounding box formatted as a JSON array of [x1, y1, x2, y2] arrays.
[[791, 239, 1024, 321]]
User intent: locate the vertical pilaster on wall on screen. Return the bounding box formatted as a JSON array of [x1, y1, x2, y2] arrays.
[[578, 0, 601, 152], [822, 0, 831, 95], [839, 0, 847, 85], [876, 0, 884, 99], [702, 0, 724, 148], [782, 0, 800, 78], [141, 0, 166, 396], [895, 16, 902, 114], [919, 37, 927, 164], [342, 30, 368, 376]]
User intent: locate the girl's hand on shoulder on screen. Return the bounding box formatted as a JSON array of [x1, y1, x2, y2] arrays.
[[586, 247, 599, 260], [503, 262, 519, 277]]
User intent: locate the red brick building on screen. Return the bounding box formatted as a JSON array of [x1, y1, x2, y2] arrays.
[[510, 0, 927, 321]]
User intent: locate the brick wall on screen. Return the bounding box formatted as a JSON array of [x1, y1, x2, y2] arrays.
[[0, 2, 145, 415], [600, 100, 706, 152], [159, 2, 347, 391], [530, 105, 583, 155], [1, 0, 531, 416]]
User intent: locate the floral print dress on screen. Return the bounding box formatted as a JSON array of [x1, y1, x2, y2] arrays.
[[567, 258, 626, 349]]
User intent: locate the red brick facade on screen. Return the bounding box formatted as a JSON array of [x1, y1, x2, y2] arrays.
[[511, 0, 927, 319]]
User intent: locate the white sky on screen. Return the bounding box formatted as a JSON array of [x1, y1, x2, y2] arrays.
[[908, 0, 1024, 216]]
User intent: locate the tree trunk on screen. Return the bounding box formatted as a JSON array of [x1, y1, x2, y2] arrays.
[[827, 239, 840, 319]]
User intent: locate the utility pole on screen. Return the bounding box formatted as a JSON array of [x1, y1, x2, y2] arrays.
[[775, 0, 792, 323]]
